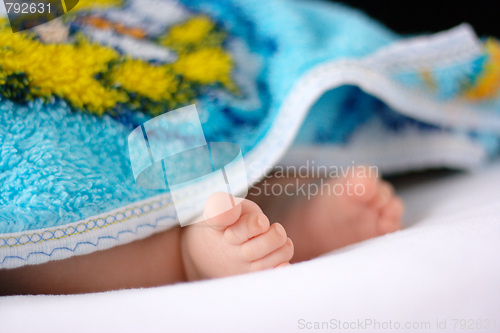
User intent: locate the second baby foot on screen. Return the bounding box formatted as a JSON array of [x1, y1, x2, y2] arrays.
[[274, 173, 404, 262], [181, 192, 294, 281]]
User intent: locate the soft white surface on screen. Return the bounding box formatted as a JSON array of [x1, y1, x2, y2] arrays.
[[1, 163, 500, 333]]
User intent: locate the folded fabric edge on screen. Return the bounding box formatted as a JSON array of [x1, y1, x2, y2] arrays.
[[0, 24, 492, 269]]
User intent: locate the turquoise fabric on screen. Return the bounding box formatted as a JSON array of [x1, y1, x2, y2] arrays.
[[0, 0, 498, 234]]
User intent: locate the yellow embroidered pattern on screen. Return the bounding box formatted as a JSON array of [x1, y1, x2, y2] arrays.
[[0, 21, 127, 115], [161, 16, 215, 48], [465, 39, 500, 101], [0, 13, 236, 116], [110, 59, 177, 102], [174, 47, 235, 90], [71, 0, 123, 11]]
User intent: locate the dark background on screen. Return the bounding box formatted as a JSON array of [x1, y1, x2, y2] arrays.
[[329, 0, 499, 38]]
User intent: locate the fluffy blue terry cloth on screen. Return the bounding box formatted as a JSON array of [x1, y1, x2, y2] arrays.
[[1, 0, 500, 268]]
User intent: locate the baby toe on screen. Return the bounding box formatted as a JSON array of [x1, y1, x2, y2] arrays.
[[382, 196, 404, 218], [377, 197, 404, 234], [239, 223, 288, 262], [377, 216, 401, 235], [223, 212, 270, 245], [368, 181, 394, 209], [250, 238, 294, 271], [343, 173, 378, 203]]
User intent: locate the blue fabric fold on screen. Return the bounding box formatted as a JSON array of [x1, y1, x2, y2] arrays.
[[1, 0, 499, 234]]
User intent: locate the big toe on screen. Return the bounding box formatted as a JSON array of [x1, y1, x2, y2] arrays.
[[203, 192, 242, 231], [341, 171, 379, 203]]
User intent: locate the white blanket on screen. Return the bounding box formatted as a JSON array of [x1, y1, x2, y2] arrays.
[[1, 163, 500, 333]]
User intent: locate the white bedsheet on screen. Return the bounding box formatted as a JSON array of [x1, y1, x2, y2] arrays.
[[1, 163, 500, 333]]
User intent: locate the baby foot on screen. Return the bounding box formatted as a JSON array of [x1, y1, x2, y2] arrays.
[[280, 173, 404, 262], [181, 192, 294, 281]]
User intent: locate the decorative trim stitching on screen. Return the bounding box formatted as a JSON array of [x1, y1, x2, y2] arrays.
[[0, 198, 170, 248], [0, 214, 177, 264]]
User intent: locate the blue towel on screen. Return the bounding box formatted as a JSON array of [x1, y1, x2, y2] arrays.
[[1, 0, 499, 268]]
